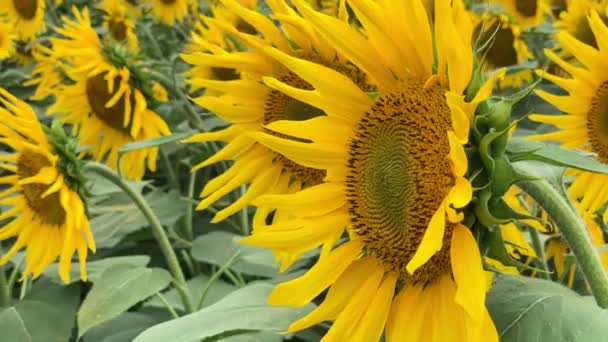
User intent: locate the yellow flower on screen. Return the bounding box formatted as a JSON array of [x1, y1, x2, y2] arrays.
[[0, 21, 15, 60], [47, 7, 171, 180], [149, 0, 189, 25], [555, 0, 608, 51], [0, 0, 45, 41], [237, 0, 501, 340], [152, 81, 169, 102], [495, 0, 551, 28], [181, 0, 375, 267], [0, 89, 95, 283], [530, 10, 608, 219], [99, 0, 140, 52], [23, 45, 64, 101], [473, 13, 533, 89]]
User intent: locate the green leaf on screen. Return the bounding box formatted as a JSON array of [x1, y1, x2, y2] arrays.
[[117, 131, 193, 153], [43, 255, 151, 284], [507, 138, 608, 174], [134, 283, 314, 342], [487, 275, 608, 341], [0, 279, 80, 342], [146, 274, 238, 312], [83, 309, 171, 342], [77, 265, 172, 337], [191, 232, 278, 278]]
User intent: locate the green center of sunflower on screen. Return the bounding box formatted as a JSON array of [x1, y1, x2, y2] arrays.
[[13, 0, 37, 20], [345, 80, 455, 284], [86, 72, 134, 135], [17, 150, 66, 226], [515, 0, 537, 17], [475, 20, 518, 69], [108, 19, 128, 42], [263, 71, 328, 186], [587, 82, 608, 163], [575, 13, 608, 49]]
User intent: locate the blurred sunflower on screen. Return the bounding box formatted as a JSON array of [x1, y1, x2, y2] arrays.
[[555, 0, 608, 50], [530, 10, 608, 218], [0, 21, 15, 60], [149, 0, 189, 25], [99, 0, 140, 52], [495, 0, 550, 28], [23, 45, 64, 101], [239, 0, 501, 340], [473, 13, 533, 89], [48, 7, 170, 180], [0, 89, 95, 283], [181, 0, 374, 244], [500, 186, 539, 262], [550, 0, 570, 19], [0, 0, 45, 41]]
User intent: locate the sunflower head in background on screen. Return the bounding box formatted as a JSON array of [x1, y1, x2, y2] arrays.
[[555, 0, 608, 52], [149, 0, 190, 25], [0, 89, 95, 283], [473, 12, 533, 89], [99, 0, 140, 53], [495, 0, 550, 28], [46, 7, 170, 180], [530, 10, 608, 219], [23, 45, 65, 101], [229, 0, 507, 339], [0, 0, 45, 41]]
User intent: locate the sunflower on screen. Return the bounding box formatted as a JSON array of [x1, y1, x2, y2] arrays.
[[473, 13, 533, 89], [236, 0, 501, 339], [23, 45, 64, 101], [555, 0, 608, 51], [0, 21, 15, 60], [47, 7, 170, 180], [0, 89, 95, 283], [181, 0, 376, 260], [530, 10, 608, 219], [500, 186, 539, 262], [495, 0, 550, 28], [99, 0, 140, 52], [149, 0, 189, 25], [0, 0, 45, 41]]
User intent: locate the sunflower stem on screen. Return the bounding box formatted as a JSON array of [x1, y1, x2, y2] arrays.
[[84, 162, 195, 313], [0, 265, 9, 307], [518, 178, 608, 308]]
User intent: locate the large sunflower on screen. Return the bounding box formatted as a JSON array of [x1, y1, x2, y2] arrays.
[[0, 21, 15, 60], [495, 0, 550, 28], [238, 0, 500, 339], [473, 13, 533, 89], [0, 0, 45, 41], [149, 0, 189, 25], [555, 0, 608, 51], [47, 7, 170, 180], [530, 10, 608, 218], [0, 89, 95, 283], [99, 0, 140, 52], [181, 0, 374, 263]]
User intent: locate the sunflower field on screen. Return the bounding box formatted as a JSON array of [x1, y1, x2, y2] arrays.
[[5, 0, 608, 341]]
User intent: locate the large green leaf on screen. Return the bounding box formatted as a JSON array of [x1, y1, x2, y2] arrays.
[[83, 309, 171, 342], [134, 283, 314, 342], [77, 265, 172, 337], [507, 138, 608, 174], [0, 279, 80, 342], [191, 232, 279, 278], [487, 275, 608, 341], [145, 273, 238, 312]]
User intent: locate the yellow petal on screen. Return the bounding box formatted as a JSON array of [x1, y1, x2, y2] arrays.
[[407, 200, 446, 274]]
